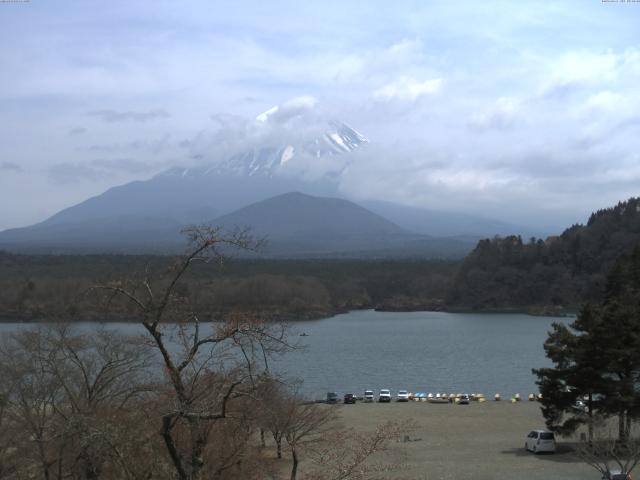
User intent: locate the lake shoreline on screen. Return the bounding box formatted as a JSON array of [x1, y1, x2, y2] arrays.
[[0, 304, 577, 323]]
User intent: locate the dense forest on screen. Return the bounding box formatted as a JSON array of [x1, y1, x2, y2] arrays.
[[448, 197, 640, 312], [0, 253, 457, 321], [3, 197, 640, 321]]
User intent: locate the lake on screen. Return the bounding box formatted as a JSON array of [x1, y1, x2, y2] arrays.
[[0, 310, 565, 400], [275, 310, 564, 399]]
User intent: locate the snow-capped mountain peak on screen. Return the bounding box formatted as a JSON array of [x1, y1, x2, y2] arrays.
[[162, 118, 368, 181]]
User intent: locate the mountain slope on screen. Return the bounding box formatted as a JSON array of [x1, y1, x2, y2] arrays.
[[0, 215, 184, 253], [362, 200, 551, 238], [0, 191, 477, 258], [213, 192, 404, 239], [210, 192, 475, 258]]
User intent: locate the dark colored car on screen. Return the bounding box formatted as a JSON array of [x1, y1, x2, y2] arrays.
[[603, 471, 632, 480], [326, 392, 339, 404], [344, 393, 356, 404]]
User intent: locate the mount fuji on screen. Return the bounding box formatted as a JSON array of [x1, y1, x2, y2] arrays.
[[34, 116, 368, 228], [0, 104, 533, 255]]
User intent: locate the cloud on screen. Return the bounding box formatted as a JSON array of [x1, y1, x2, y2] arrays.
[[373, 77, 443, 102], [47, 158, 163, 184], [584, 91, 627, 112], [90, 158, 158, 174], [256, 96, 319, 124], [68, 127, 87, 136], [88, 135, 172, 155], [47, 163, 101, 184], [0, 161, 24, 173], [180, 96, 366, 182], [87, 109, 170, 123], [467, 97, 520, 131]]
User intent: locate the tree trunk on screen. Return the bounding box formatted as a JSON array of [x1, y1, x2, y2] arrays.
[[618, 411, 626, 442], [276, 436, 282, 459], [588, 393, 593, 442], [162, 416, 188, 480], [36, 434, 50, 480], [260, 429, 266, 448], [290, 447, 299, 480], [189, 419, 209, 480]]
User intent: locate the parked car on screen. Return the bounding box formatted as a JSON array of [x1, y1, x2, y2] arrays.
[[326, 392, 339, 404], [458, 394, 470, 405], [602, 470, 632, 480], [364, 390, 374, 402], [525, 430, 556, 453], [378, 389, 392, 402], [343, 393, 356, 404], [396, 390, 409, 402]]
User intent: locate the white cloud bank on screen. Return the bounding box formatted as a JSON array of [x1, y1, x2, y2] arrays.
[[373, 77, 444, 102]]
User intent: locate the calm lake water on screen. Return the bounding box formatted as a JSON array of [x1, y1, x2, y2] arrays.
[[0, 310, 566, 400], [278, 310, 565, 399]]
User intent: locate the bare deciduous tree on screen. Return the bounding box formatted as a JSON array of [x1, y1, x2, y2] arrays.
[[575, 416, 640, 478], [306, 420, 416, 480], [94, 226, 291, 480], [0, 325, 154, 480], [283, 398, 336, 480]]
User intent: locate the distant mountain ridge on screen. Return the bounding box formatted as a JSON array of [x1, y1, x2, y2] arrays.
[[0, 192, 477, 258], [361, 200, 546, 238]]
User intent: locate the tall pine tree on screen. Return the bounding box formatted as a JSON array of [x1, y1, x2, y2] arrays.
[[534, 247, 640, 440]]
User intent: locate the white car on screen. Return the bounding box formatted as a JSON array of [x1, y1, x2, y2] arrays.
[[525, 430, 556, 453], [378, 389, 392, 403], [396, 390, 409, 402], [364, 390, 374, 402]]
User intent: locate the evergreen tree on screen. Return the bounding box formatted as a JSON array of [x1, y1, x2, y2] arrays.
[[534, 247, 640, 440]]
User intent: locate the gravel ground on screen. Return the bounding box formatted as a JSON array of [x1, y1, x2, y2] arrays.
[[335, 400, 597, 480]]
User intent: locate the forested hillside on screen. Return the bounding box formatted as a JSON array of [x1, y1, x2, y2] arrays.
[[447, 198, 640, 312], [4, 198, 640, 320]]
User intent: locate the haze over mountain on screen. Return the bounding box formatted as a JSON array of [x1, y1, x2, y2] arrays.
[[361, 200, 545, 239], [0, 106, 539, 255], [0, 191, 477, 257], [39, 114, 368, 227]]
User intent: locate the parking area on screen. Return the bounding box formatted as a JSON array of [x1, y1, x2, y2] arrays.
[[336, 400, 596, 480]]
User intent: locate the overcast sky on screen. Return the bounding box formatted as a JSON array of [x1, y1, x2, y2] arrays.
[[1, 0, 639, 231]]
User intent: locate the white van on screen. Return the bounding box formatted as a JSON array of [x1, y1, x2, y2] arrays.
[[525, 430, 556, 453]]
